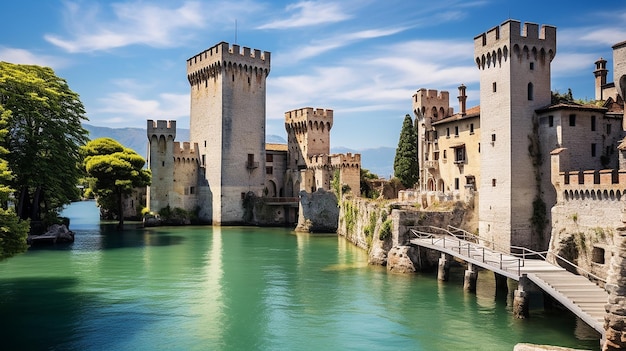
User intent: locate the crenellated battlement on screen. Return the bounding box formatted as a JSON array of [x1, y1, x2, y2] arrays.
[[305, 153, 361, 170], [554, 169, 626, 202], [285, 107, 334, 133], [173, 141, 199, 160], [147, 119, 176, 139], [474, 20, 556, 70], [187, 41, 271, 86], [413, 88, 449, 102]]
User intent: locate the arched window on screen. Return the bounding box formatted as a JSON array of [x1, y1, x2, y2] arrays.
[[527, 82, 534, 101]]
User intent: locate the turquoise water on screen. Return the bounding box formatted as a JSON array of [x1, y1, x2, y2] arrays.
[[0, 201, 600, 350]]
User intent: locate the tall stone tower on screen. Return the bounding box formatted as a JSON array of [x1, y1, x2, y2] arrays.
[[186, 42, 271, 224], [284, 108, 333, 193], [147, 120, 177, 212], [475, 20, 556, 251]]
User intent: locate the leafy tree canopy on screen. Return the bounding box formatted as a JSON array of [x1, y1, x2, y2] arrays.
[[81, 138, 151, 230], [0, 105, 29, 260], [0, 62, 89, 225], [393, 114, 419, 188]]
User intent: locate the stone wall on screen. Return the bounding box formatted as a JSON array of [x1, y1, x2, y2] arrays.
[[337, 196, 471, 271]]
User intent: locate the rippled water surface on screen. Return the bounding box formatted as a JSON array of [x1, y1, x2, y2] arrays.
[[0, 201, 600, 350]]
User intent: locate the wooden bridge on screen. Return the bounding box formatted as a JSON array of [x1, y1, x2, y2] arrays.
[[409, 226, 607, 336]]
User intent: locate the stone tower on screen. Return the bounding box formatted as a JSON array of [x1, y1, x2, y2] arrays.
[[147, 120, 177, 212], [186, 42, 271, 224], [475, 20, 556, 251], [285, 108, 333, 193]]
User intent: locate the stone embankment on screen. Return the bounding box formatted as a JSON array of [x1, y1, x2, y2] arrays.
[[336, 196, 471, 272]]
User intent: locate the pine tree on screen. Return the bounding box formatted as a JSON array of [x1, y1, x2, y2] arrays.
[[393, 114, 419, 188]]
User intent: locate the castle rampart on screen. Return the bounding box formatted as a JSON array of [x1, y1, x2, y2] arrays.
[[474, 20, 556, 71], [147, 119, 176, 140], [412, 89, 452, 120], [186, 42, 270, 87]]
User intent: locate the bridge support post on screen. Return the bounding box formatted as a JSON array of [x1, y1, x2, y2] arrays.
[[463, 263, 477, 292], [437, 253, 451, 281], [513, 274, 530, 319], [495, 273, 508, 298]]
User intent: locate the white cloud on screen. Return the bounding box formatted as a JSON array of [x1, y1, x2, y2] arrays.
[[0, 47, 68, 68], [92, 92, 188, 126], [44, 1, 206, 53], [257, 1, 350, 29]]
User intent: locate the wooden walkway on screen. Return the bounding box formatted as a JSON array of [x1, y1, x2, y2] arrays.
[[409, 226, 607, 336]]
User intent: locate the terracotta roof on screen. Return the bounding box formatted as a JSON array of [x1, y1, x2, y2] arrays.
[[266, 143, 288, 152], [432, 105, 480, 125]]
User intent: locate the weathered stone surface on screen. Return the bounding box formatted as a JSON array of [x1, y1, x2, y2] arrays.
[[295, 189, 338, 233], [369, 243, 387, 266], [387, 246, 418, 273]]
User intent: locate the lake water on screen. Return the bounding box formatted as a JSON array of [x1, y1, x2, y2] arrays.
[[0, 200, 600, 350]]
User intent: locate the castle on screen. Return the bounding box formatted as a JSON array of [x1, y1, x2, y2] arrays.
[[146, 42, 360, 226], [414, 19, 625, 253]]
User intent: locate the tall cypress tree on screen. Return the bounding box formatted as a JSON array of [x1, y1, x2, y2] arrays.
[[393, 114, 419, 188]]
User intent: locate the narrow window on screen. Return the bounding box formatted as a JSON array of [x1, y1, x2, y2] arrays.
[[527, 82, 534, 100], [202, 154, 205, 166], [446, 128, 450, 138], [548, 115, 554, 127], [454, 126, 459, 137], [591, 116, 596, 131], [266, 166, 273, 175], [433, 130, 438, 139], [162, 161, 165, 167], [454, 178, 460, 190], [232, 74, 235, 81], [492, 82, 497, 92], [591, 143, 597, 157], [266, 154, 273, 162], [190, 186, 195, 195], [569, 114, 576, 126], [491, 134, 496, 142], [607, 123, 612, 135], [492, 179, 496, 187], [204, 140, 207, 147], [529, 62, 534, 70], [478, 143, 480, 153], [470, 123, 474, 134], [443, 150, 447, 159]]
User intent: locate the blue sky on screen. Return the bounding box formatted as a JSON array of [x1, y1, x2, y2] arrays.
[[2, 1, 626, 150]]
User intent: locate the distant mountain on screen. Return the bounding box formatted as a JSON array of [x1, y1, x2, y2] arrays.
[[83, 124, 393, 177]]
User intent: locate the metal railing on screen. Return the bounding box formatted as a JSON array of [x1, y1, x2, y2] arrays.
[[408, 225, 606, 284]]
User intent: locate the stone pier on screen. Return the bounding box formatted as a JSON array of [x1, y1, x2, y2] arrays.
[[464, 263, 478, 292], [514, 274, 530, 319], [495, 273, 508, 298], [437, 253, 451, 281], [603, 235, 626, 351]]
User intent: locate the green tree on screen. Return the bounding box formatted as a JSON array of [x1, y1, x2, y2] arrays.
[[0, 105, 29, 260], [360, 168, 379, 199], [82, 138, 151, 230], [393, 114, 419, 188], [0, 62, 89, 225]]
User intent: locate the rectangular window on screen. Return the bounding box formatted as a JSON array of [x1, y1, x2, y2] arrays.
[[470, 123, 474, 134], [569, 114, 576, 126], [454, 147, 465, 163], [266, 154, 273, 162], [446, 128, 450, 138], [591, 143, 597, 157], [491, 134, 496, 142], [202, 154, 206, 166], [433, 130, 438, 139], [454, 178, 459, 190], [443, 150, 447, 159], [492, 179, 496, 187], [454, 126, 459, 137], [266, 166, 273, 175], [492, 82, 497, 92], [433, 151, 439, 160], [548, 115, 554, 127], [591, 115, 596, 131], [190, 186, 195, 195], [530, 62, 534, 70], [607, 123, 612, 135]]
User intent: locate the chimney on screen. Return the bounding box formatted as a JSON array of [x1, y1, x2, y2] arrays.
[[594, 57, 608, 101], [458, 84, 467, 115]]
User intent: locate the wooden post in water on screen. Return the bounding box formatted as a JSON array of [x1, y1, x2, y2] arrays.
[[513, 274, 530, 319], [437, 253, 451, 281], [463, 263, 477, 292]]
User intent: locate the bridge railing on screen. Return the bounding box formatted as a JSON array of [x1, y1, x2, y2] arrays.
[[412, 225, 606, 284], [409, 226, 523, 276]]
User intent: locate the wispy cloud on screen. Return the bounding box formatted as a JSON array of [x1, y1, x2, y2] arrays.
[[0, 47, 68, 68], [257, 1, 350, 29], [93, 92, 188, 125], [44, 1, 260, 53]]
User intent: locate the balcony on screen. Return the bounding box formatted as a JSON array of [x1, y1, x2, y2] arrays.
[[424, 160, 438, 170], [246, 161, 259, 170]]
